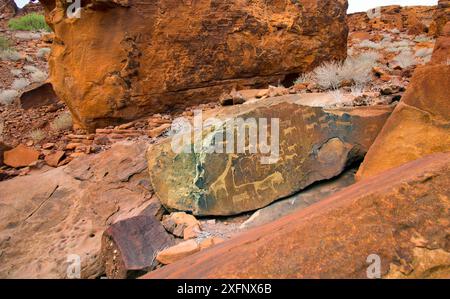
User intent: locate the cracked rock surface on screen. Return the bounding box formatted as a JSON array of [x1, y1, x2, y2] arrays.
[[147, 96, 393, 216], [39, 0, 348, 130]]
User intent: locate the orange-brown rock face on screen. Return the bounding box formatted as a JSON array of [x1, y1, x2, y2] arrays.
[[143, 153, 450, 279], [147, 95, 392, 216], [430, 20, 450, 65], [40, 0, 349, 130]]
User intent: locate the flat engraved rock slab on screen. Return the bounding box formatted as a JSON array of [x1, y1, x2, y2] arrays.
[[144, 152, 450, 279]]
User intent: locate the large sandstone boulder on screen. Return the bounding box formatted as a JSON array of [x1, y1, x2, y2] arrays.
[[356, 65, 450, 180], [147, 94, 393, 216], [430, 21, 450, 65], [144, 153, 450, 279], [0, 141, 162, 278], [40, 0, 349, 130]]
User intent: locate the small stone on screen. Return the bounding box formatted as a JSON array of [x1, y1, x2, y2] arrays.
[[380, 85, 404, 95], [19, 167, 31, 176], [267, 85, 289, 97], [0, 142, 12, 166], [75, 145, 90, 153], [171, 225, 184, 238], [45, 104, 59, 113], [219, 93, 234, 106], [340, 79, 353, 87], [156, 240, 200, 265], [167, 212, 199, 228], [380, 74, 392, 82], [372, 66, 389, 77]]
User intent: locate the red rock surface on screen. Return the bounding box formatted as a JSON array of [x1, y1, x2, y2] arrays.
[[144, 153, 450, 279]]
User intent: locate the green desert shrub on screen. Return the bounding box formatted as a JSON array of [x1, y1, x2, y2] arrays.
[[8, 13, 51, 32]]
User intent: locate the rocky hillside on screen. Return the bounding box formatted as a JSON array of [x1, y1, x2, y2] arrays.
[[0, 1, 449, 279]]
